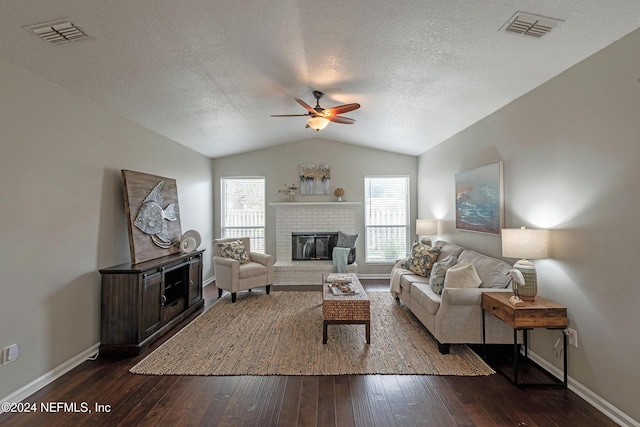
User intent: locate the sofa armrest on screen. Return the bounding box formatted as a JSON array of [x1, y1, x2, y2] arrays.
[[249, 252, 273, 268], [435, 287, 515, 345], [213, 255, 239, 269], [393, 259, 406, 268], [213, 256, 240, 291], [249, 252, 273, 284], [441, 287, 512, 306]]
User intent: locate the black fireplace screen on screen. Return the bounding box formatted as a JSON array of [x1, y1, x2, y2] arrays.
[[292, 232, 338, 261]]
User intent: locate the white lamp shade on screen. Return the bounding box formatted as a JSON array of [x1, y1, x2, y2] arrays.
[[307, 116, 330, 131], [501, 227, 549, 260], [416, 219, 438, 235]]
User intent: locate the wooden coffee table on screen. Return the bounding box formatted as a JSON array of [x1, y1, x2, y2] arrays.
[[322, 273, 370, 344]]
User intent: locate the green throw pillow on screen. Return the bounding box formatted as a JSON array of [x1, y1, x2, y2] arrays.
[[217, 240, 251, 264], [404, 242, 441, 277], [429, 255, 459, 294]]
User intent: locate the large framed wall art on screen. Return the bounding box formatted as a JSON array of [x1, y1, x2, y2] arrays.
[[454, 161, 503, 235], [122, 169, 183, 263]]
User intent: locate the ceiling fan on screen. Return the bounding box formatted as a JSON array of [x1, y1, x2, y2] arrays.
[[271, 91, 360, 131]]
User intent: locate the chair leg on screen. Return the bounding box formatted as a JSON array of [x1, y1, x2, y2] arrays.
[[218, 288, 223, 299], [231, 293, 237, 303], [266, 285, 271, 294]]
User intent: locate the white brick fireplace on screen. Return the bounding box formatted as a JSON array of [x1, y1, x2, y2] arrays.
[[270, 202, 360, 285]]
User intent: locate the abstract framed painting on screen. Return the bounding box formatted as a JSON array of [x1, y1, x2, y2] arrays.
[[299, 164, 331, 195], [455, 161, 503, 235]]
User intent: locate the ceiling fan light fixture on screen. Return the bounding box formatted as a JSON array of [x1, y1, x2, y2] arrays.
[[307, 116, 330, 131]]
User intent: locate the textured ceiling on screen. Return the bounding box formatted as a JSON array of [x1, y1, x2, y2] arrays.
[[2, 1, 640, 158]]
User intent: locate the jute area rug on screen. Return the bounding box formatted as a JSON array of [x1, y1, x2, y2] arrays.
[[130, 291, 493, 376]]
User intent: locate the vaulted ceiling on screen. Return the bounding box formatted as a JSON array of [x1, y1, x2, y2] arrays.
[[2, 1, 640, 158]]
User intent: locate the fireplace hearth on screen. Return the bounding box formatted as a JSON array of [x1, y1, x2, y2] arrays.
[[292, 232, 338, 261]]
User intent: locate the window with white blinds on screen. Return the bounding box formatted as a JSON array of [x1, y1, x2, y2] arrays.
[[364, 176, 409, 263], [220, 177, 265, 253]]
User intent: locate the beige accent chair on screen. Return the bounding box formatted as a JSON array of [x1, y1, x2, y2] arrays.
[[212, 237, 273, 303]]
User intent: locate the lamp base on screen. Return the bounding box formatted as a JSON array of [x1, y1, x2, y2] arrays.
[[513, 259, 537, 301]]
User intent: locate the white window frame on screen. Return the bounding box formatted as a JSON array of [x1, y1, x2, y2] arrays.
[[364, 175, 410, 264], [220, 176, 266, 253]]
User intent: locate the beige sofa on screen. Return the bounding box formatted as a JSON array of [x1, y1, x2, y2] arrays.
[[390, 240, 516, 354]]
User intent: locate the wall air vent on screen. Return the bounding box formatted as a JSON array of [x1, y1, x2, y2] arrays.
[[24, 18, 89, 44], [501, 12, 563, 38]]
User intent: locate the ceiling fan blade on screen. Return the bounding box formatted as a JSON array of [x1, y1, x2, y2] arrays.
[[270, 114, 311, 117], [323, 103, 360, 116], [327, 115, 356, 124], [295, 98, 317, 114]]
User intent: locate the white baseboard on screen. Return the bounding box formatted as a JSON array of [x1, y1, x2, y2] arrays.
[[0, 343, 100, 414], [527, 350, 639, 427], [356, 273, 390, 280]]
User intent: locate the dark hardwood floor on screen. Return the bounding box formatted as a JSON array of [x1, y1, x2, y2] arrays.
[[0, 280, 615, 426]]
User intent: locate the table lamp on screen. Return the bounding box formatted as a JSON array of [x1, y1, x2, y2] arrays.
[[501, 226, 549, 301], [416, 219, 438, 246]]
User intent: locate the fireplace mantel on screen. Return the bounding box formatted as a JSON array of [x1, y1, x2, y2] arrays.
[[270, 202, 361, 209]]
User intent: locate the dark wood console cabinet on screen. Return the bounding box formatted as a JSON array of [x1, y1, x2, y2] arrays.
[[99, 250, 205, 355]]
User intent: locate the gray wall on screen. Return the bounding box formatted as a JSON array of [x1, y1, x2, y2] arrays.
[[0, 60, 214, 400], [212, 138, 418, 276], [417, 28, 640, 422]]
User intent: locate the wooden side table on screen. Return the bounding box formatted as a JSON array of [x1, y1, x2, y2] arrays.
[[482, 292, 568, 387]]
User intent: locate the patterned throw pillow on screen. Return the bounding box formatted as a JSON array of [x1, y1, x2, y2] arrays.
[[429, 255, 459, 294], [404, 242, 441, 277], [217, 240, 251, 264]]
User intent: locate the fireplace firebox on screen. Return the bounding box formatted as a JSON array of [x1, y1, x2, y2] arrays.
[[292, 232, 338, 261]]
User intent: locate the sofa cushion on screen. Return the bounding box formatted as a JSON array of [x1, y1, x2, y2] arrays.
[[459, 249, 511, 288], [429, 255, 459, 294], [217, 240, 251, 264], [411, 282, 441, 315], [400, 273, 429, 291], [443, 259, 482, 289], [404, 242, 441, 277], [239, 262, 268, 279]]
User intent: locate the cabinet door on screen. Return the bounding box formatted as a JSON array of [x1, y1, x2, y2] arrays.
[[188, 255, 203, 306], [142, 272, 163, 337]]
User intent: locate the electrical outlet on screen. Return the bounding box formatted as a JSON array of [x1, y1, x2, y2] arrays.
[[2, 344, 19, 364], [566, 328, 578, 348]]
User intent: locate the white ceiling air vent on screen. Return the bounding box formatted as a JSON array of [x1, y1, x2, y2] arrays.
[[501, 12, 563, 38], [24, 18, 89, 44]]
